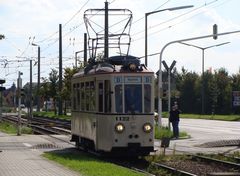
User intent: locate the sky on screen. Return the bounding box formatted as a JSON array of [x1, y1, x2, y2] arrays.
[[0, 0, 240, 88]]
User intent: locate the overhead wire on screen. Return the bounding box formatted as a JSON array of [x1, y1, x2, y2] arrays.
[[134, 0, 234, 56], [36, 0, 91, 46], [131, 0, 171, 26], [131, 0, 221, 42], [42, 0, 117, 53], [63, 0, 90, 28]]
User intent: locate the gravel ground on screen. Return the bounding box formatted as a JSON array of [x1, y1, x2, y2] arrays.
[[162, 159, 239, 176]]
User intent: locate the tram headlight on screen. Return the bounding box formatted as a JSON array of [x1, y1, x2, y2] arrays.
[[115, 123, 125, 133], [143, 123, 152, 133], [129, 63, 137, 71]]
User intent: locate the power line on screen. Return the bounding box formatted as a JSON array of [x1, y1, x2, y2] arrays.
[[63, 0, 91, 28], [131, 0, 171, 26], [131, 0, 221, 42], [36, 0, 91, 44]]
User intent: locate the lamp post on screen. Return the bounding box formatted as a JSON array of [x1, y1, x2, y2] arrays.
[[17, 71, 23, 136], [29, 60, 33, 122], [157, 30, 238, 127], [145, 5, 193, 66], [32, 43, 41, 112], [179, 41, 230, 114]]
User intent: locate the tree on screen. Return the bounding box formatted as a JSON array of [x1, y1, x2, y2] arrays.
[[203, 71, 215, 114], [39, 77, 51, 111], [0, 34, 5, 40], [214, 68, 232, 114], [176, 68, 200, 113], [49, 69, 59, 114], [61, 67, 78, 114]]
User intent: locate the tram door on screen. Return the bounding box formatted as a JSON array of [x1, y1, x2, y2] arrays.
[[96, 80, 113, 150], [97, 80, 111, 113]]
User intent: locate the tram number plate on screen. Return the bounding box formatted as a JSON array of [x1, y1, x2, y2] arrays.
[[116, 117, 129, 121]]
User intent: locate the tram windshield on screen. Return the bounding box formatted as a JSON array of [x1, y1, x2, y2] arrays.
[[115, 82, 152, 114], [124, 84, 142, 113]]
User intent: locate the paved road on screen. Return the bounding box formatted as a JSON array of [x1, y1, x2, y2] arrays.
[[177, 118, 240, 139], [0, 133, 81, 176], [155, 118, 240, 154]]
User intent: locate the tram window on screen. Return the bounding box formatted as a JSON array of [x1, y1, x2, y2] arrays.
[[115, 85, 123, 113], [98, 83, 103, 112], [125, 85, 142, 113], [86, 82, 90, 111], [73, 84, 77, 110], [144, 84, 151, 113], [104, 80, 111, 113], [80, 83, 85, 110], [77, 83, 80, 110], [89, 81, 95, 111]]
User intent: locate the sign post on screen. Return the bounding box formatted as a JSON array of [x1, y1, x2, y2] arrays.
[[17, 72, 23, 136], [232, 91, 240, 107], [162, 60, 176, 129]]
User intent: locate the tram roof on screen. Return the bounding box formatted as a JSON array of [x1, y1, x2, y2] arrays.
[[73, 55, 154, 78]]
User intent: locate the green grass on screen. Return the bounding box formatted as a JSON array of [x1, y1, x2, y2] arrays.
[[0, 121, 32, 134], [0, 121, 17, 133], [33, 111, 71, 120], [43, 151, 145, 176], [159, 111, 240, 121], [180, 114, 240, 121], [154, 126, 188, 139]]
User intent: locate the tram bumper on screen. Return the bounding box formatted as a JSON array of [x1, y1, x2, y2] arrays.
[[110, 143, 154, 156]]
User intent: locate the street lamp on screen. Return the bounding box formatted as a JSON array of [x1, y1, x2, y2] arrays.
[[179, 41, 230, 114], [32, 43, 41, 112], [158, 29, 240, 127], [145, 5, 193, 66]]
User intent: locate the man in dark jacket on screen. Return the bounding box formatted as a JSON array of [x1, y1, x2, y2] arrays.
[[169, 105, 180, 139]]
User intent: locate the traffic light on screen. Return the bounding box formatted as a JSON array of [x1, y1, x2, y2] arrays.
[[20, 88, 25, 97], [213, 24, 218, 40], [0, 79, 6, 92]]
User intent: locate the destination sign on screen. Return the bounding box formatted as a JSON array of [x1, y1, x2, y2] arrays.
[[124, 76, 141, 83]]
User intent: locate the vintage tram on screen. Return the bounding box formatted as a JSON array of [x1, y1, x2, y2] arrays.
[[71, 56, 155, 156], [70, 2, 155, 156]]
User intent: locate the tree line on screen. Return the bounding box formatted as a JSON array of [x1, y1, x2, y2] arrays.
[[29, 66, 240, 115], [160, 67, 240, 115]]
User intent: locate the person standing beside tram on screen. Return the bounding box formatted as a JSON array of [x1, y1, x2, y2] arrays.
[[169, 104, 181, 139]]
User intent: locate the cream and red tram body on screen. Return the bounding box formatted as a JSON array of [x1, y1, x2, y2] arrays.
[[71, 56, 155, 156]]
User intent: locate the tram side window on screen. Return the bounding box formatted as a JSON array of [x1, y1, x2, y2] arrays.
[[105, 80, 111, 113], [144, 84, 151, 113], [98, 83, 103, 112], [125, 85, 142, 113], [77, 83, 80, 110], [89, 81, 95, 111], [80, 83, 85, 111], [115, 85, 123, 113], [85, 82, 90, 111], [73, 84, 77, 110]]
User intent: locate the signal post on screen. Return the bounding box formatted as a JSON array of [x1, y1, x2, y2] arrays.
[[0, 79, 6, 122]]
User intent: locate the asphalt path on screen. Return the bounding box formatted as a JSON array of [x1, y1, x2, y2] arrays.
[[155, 118, 240, 154]]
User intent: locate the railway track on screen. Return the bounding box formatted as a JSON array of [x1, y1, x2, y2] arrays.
[[1, 115, 71, 135], [1, 114, 240, 175], [108, 153, 240, 176]]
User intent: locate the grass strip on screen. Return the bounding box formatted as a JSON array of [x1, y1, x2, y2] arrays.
[[43, 151, 145, 176], [180, 114, 240, 121]]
